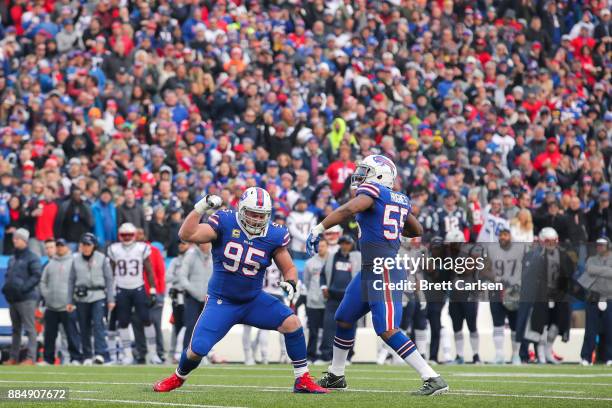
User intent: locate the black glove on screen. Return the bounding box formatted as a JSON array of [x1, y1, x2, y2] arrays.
[[149, 293, 158, 307], [168, 288, 178, 299]]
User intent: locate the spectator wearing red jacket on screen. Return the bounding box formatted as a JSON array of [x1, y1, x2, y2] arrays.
[[326, 145, 356, 198], [33, 184, 58, 256], [534, 138, 562, 174]]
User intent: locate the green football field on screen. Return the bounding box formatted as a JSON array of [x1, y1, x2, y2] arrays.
[[0, 363, 611, 407]]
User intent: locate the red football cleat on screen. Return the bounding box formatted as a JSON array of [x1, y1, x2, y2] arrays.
[[153, 372, 185, 392], [294, 372, 329, 394]]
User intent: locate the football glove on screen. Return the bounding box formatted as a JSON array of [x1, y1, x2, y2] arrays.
[[306, 224, 325, 256], [149, 289, 158, 308], [280, 280, 297, 302], [194, 194, 223, 215]]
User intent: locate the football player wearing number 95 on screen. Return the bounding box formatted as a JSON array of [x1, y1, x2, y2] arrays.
[[153, 187, 328, 394], [306, 154, 449, 396]]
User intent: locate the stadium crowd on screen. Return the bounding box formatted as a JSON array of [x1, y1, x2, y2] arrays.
[[0, 0, 611, 366]]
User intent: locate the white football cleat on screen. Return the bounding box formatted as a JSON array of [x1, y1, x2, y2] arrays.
[[606, 360, 612, 367], [147, 352, 163, 365], [580, 360, 591, 366], [244, 356, 255, 366], [94, 355, 105, 365], [511, 355, 522, 366], [82, 358, 93, 366], [121, 354, 134, 365]]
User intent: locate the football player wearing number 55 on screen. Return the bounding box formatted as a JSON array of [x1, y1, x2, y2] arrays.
[[306, 154, 449, 396], [153, 187, 328, 394]]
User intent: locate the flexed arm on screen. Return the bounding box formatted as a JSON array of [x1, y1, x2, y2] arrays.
[[178, 195, 223, 244]]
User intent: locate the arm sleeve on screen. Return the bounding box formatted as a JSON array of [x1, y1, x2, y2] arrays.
[[106, 245, 115, 262], [40, 265, 49, 301], [24, 256, 42, 294], [281, 230, 291, 248], [103, 257, 114, 303], [142, 243, 152, 259], [67, 260, 76, 304], [320, 257, 331, 288], [586, 262, 612, 278], [166, 259, 177, 288], [303, 262, 311, 289], [178, 251, 192, 296], [355, 182, 381, 200], [206, 210, 225, 236]]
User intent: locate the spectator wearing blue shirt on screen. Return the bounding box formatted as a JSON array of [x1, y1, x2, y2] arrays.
[[91, 188, 117, 250]]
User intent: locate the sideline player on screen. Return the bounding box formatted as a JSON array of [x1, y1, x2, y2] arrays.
[[306, 154, 448, 396], [486, 226, 525, 364], [107, 223, 159, 364], [153, 187, 327, 394]]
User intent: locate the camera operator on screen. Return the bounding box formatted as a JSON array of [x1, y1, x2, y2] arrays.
[[67, 233, 114, 365]]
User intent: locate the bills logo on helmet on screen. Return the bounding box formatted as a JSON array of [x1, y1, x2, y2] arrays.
[[372, 155, 393, 167]]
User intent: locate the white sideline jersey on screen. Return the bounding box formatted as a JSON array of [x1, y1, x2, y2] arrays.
[[107, 242, 151, 289], [486, 243, 526, 288], [477, 211, 510, 243], [263, 262, 283, 296], [287, 210, 317, 253]]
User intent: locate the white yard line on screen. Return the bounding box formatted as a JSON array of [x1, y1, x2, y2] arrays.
[[453, 372, 612, 378], [33, 364, 611, 374], [71, 398, 246, 408], [3, 371, 611, 387], [0, 379, 608, 402]]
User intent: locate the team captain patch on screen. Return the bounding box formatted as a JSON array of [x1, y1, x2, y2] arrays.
[[232, 229, 241, 238]]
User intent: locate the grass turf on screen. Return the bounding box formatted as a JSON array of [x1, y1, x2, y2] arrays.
[[0, 363, 611, 407]]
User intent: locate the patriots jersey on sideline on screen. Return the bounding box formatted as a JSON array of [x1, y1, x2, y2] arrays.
[[263, 261, 284, 296], [206, 209, 290, 303], [432, 207, 468, 238], [355, 181, 412, 264], [107, 242, 151, 289], [487, 243, 526, 288]]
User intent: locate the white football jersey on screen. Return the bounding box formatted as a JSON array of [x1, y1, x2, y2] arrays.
[[263, 262, 283, 296], [477, 211, 510, 243], [287, 210, 317, 253], [487, 243, 526, 288], [107, 242, 151, 289]]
